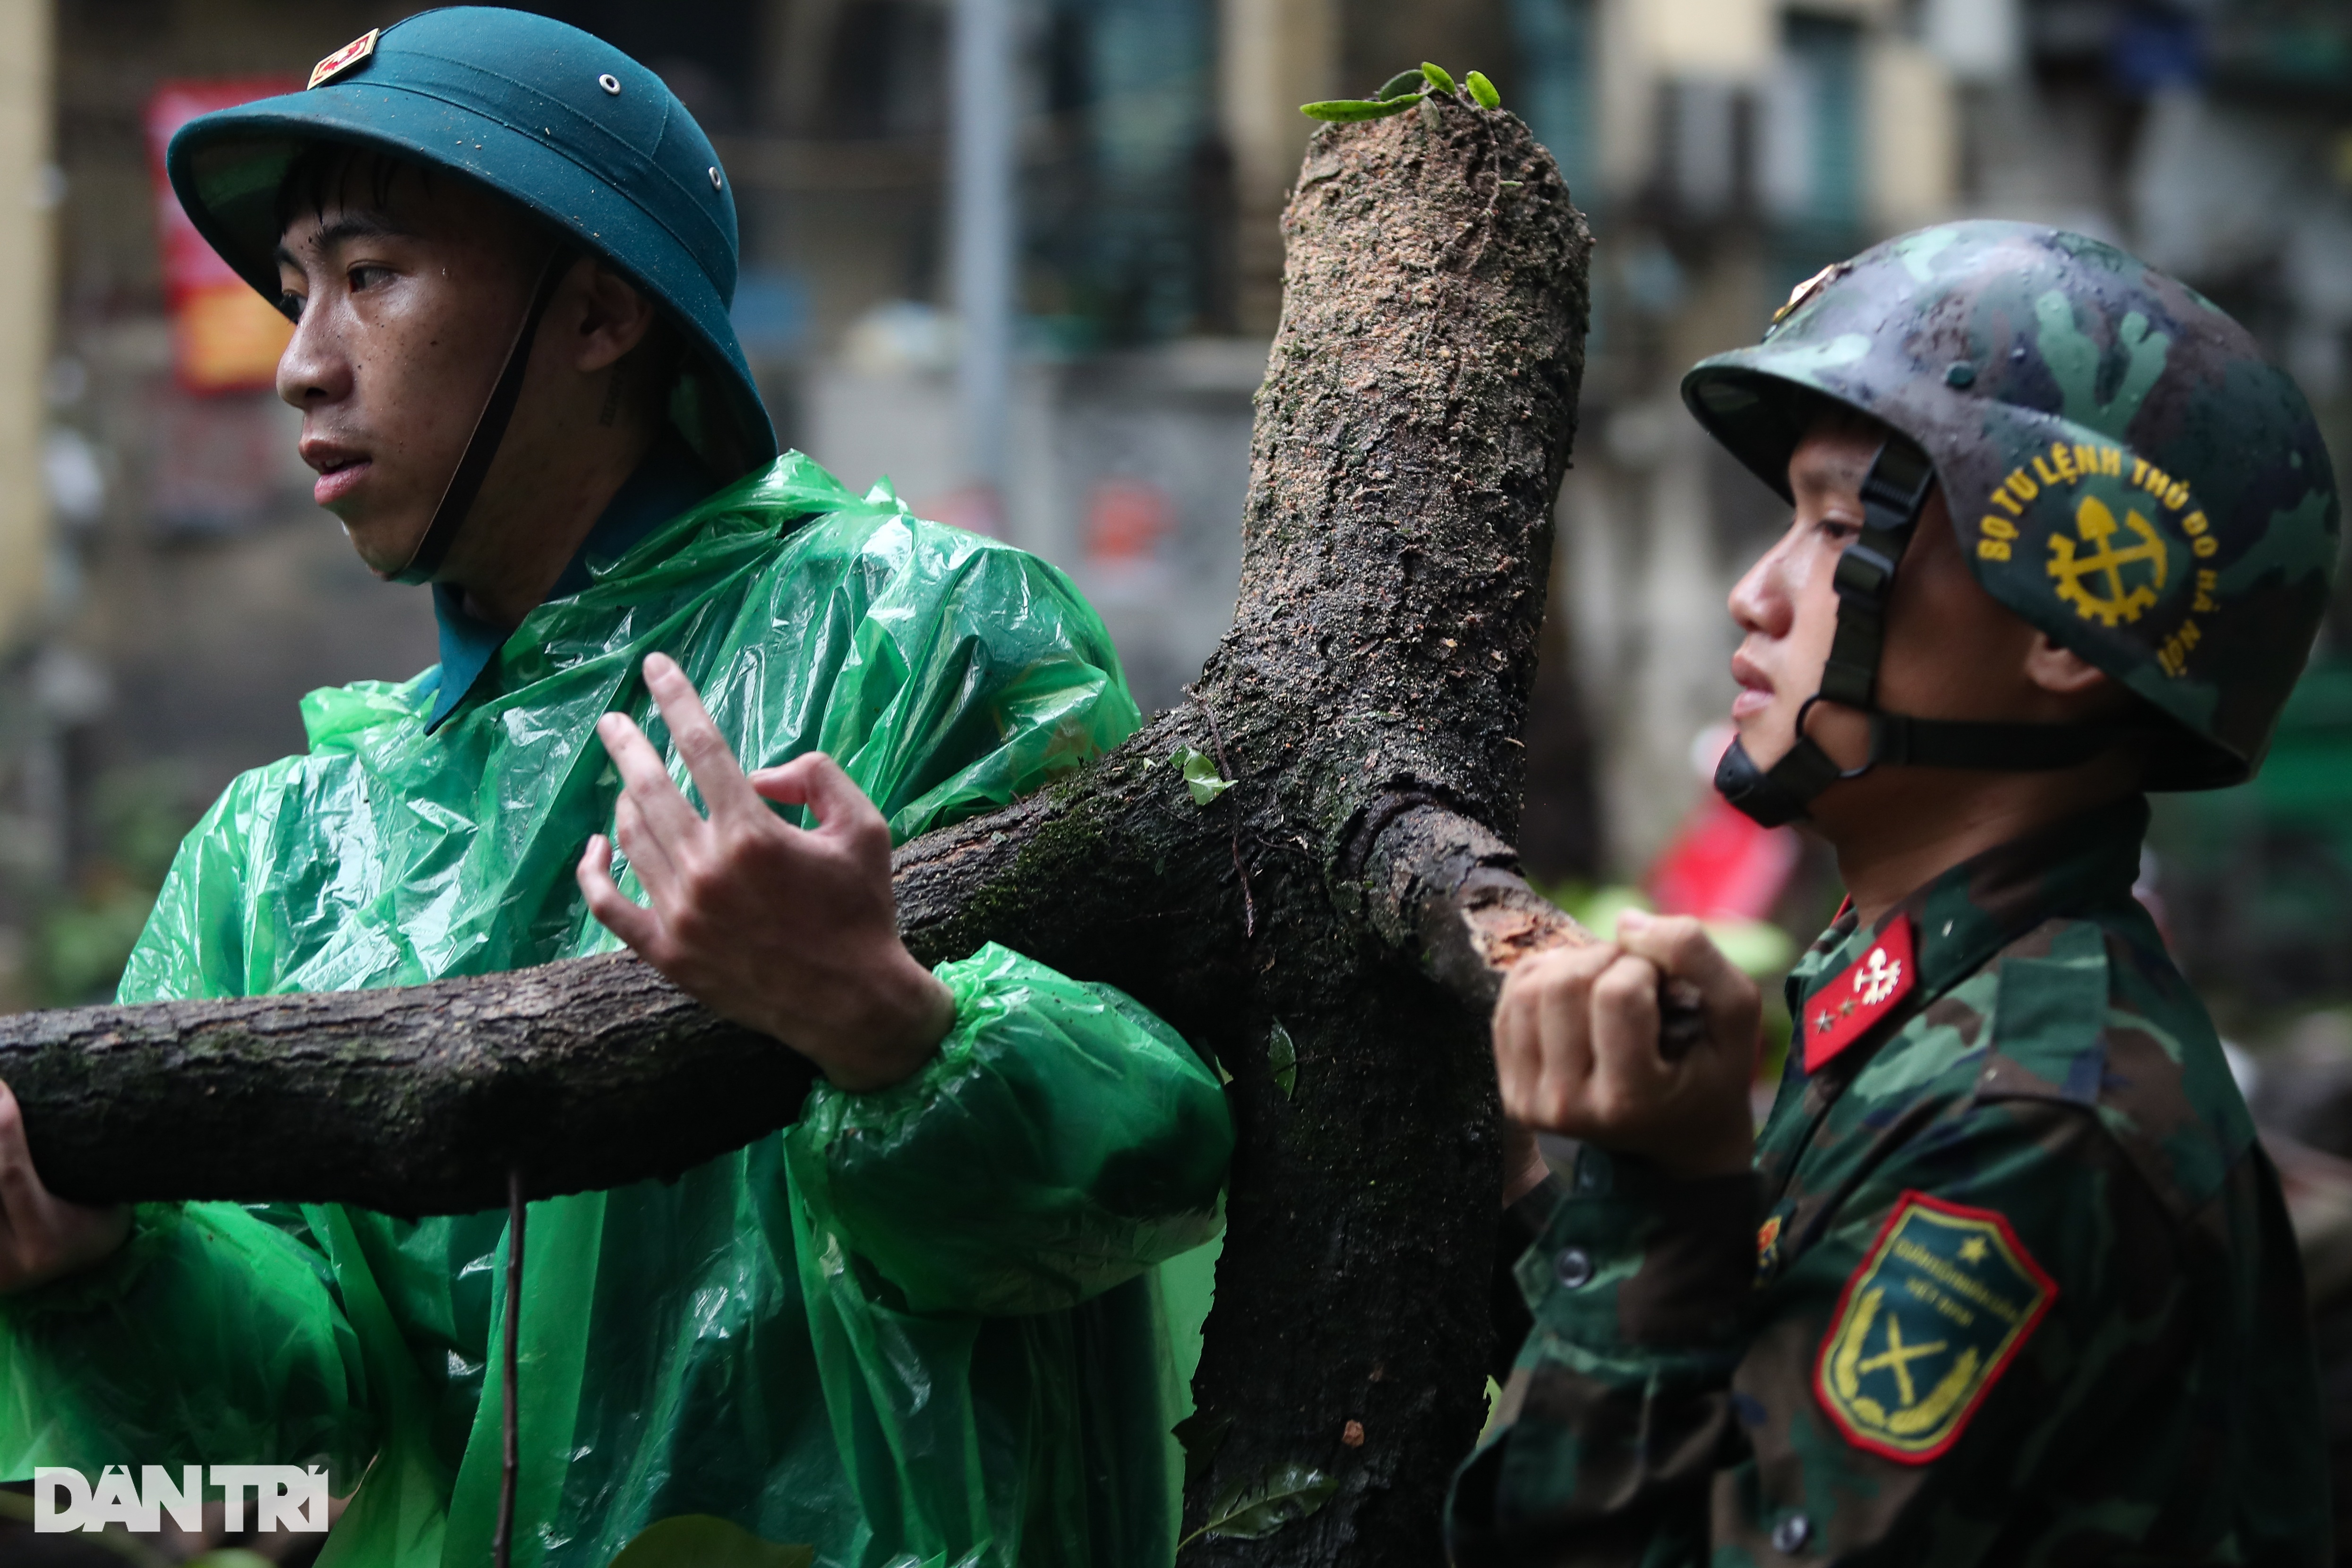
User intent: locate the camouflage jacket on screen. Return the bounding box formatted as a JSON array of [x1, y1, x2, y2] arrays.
[[1448, 797, 2329, 1565]]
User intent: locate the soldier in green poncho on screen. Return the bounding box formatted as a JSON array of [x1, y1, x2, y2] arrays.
[[1452, 224, 2336, 1563], [0, 10, 1232, 1566]]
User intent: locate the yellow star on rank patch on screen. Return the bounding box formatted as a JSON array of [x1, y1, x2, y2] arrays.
[[1958, 1236, 1989, 1265]]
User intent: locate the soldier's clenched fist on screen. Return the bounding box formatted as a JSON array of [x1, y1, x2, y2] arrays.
[[1491, 911, 1761, 1180]]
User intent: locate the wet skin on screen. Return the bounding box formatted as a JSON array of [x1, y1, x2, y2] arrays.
[[274, 162, 659, 626]]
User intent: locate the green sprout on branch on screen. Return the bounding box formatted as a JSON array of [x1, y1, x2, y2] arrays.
[[1300, 60, 1503, 122]]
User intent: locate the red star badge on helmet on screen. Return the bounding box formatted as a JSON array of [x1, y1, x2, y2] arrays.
[[308, 29, 379, 90]]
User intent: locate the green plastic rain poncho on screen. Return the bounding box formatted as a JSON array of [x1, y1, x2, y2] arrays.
[[0, 454, 1234, 1568]]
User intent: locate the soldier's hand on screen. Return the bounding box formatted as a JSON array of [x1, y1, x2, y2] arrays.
[[0, 1079, 130, 1294], [1492, 911, 1760, 1179], [576, 653, 956, 1092]]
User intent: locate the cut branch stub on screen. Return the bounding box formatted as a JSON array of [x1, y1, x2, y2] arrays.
[[1163, 95, 1592, 1567], [1364, 800, 1707, 1049]]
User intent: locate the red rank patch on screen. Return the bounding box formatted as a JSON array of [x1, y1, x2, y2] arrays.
[[1802, 913, 1915, 1072]]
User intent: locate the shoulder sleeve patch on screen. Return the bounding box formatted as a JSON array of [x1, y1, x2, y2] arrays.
[[1814, 1191, 2056, 1464]]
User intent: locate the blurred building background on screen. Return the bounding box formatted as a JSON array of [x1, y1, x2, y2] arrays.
[[0, 0, 2349, 1019]]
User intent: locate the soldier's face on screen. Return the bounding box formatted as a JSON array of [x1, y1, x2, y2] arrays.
[[274, 162, 545, 575], [1727, 419, 2049, 797]]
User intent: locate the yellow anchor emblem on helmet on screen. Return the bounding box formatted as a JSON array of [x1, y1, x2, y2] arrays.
[[2047, 493, 2168, 626]]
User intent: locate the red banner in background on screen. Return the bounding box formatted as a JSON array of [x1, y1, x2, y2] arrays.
[[1649, 792, 1802, 921], [145, 79, 298, 394]]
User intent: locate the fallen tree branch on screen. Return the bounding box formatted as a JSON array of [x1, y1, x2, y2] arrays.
[[6, 952, 813, 1214], [8, 794, 1684, 1213], [3, 87, 1593, 1568]]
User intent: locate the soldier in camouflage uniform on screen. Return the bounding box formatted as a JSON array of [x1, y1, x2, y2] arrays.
[[1450, 222, 2339, 1564]]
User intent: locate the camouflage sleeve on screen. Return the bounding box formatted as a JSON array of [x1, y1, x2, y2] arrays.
[[1490, 1172, 1569, 1383], [1449, 1102, 2200, 1566], [1449, 1155, 1758, 1565]]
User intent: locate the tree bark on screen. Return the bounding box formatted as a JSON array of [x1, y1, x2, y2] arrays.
[[4, 94, 1590, 1567]]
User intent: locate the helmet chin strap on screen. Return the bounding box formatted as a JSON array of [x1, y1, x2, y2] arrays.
[[389, 244, 575, 587], [1714, 438, 2138, 829]]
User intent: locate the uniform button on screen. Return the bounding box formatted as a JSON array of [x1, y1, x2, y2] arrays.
[[1554, 1247, 1593, 1288], [1772, 1512, 1811, 1553]]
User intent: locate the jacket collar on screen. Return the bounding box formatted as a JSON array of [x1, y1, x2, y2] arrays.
[[1785, 793, 2150, 1028], [423, 432, 716, 732]]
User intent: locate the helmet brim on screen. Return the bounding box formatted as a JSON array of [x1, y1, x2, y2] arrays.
[[167, 88, 777, 475], [1681, 364, 1822, 507]]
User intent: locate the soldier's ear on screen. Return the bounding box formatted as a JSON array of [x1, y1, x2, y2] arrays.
[[570, 259, 659, 374], [2022, 634, 2110, 698]]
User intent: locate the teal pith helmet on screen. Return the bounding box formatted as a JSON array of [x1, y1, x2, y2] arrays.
[[1684, 221, 2340, 805], [164, 7, 777, 486]]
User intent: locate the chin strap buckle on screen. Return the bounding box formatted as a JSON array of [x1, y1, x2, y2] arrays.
[[1718, 438, 1933, 827]]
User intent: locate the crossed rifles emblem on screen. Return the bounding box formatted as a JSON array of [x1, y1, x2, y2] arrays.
[[1855, 1237, 1989, 1403], [1858, 1315, 1943, 1406]]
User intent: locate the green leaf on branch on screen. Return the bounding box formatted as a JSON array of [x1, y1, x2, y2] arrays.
[[1180, 1462, 1340, 1548], [1268, 1020, 1298, 1099], [1466, 70, 1501, 108], [1171, 746, 1235, 805], [1300, 95, 1423, 122], [1375, 69, 1427, 100], [1419, 61, 1456, 93]]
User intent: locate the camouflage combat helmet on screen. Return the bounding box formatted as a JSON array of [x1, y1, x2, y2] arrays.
[[1682, 220, 2339, 823]]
